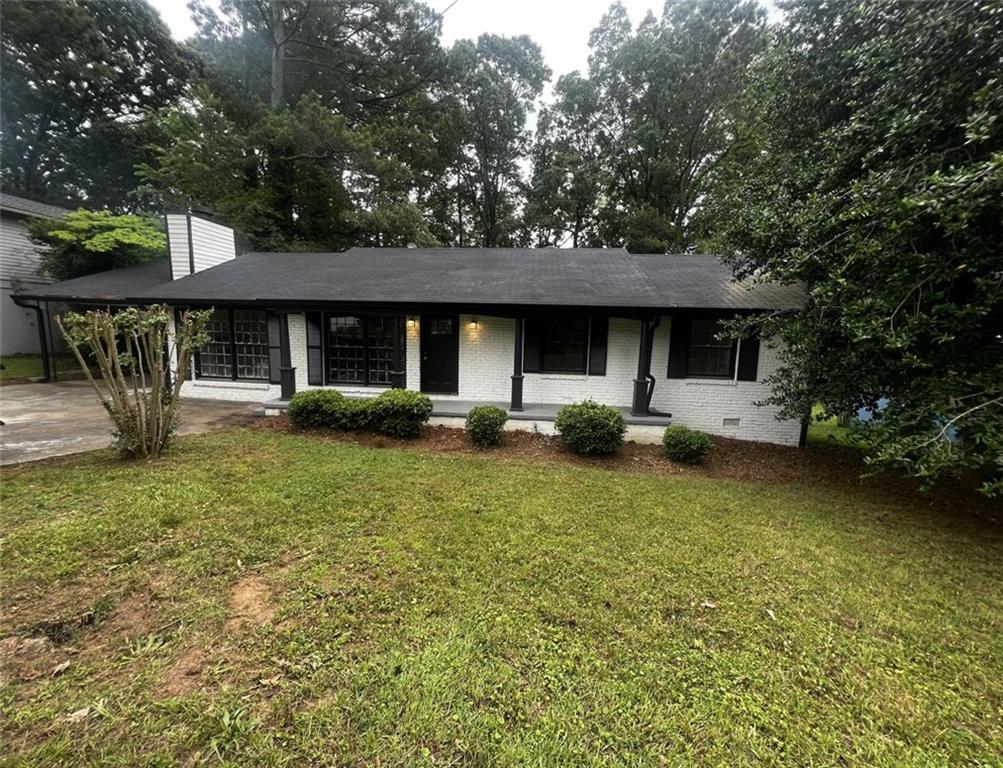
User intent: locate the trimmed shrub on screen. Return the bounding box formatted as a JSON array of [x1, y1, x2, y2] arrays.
[[554, 400, 626, 456], [287, 389, 373, 430], [662, 425, 713, 464], [466, 405, 508, 447], [287, 389, 345, 429], [370, 388, 433, 439]]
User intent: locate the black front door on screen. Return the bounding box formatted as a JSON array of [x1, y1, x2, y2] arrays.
[[420, 314, 459, 394]]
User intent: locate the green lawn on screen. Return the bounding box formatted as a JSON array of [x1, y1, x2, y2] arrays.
[[806, 404, 853, 446], [0, 354, 80, 381], [2, 429, 1001, 766]]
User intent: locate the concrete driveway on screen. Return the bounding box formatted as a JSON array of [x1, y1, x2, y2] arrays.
[[0, 381, 261, 466]]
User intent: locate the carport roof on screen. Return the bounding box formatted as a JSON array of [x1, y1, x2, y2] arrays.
[[15, 248, 806, 311]]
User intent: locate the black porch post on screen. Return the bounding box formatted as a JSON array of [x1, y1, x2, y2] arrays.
[[31, 302, 51, 381], [279, 313, 296, 399], [45, 301, 57, 382], [631, 316, 660, 416], [511, 316, 524, 411]]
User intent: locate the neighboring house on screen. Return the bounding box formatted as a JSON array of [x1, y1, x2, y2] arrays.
[[14, 212, 807, 446], [0, 193, 69, 356]]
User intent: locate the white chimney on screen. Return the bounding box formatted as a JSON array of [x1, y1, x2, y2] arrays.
[[165, 210, 236, 280]]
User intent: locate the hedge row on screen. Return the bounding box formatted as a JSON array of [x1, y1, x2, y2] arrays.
[[288, 390, 713, 463]]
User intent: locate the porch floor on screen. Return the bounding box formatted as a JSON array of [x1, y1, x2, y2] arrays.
[[263, 397, 671, 426]]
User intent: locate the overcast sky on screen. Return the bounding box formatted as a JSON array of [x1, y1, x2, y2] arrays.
[[150, 0, 782, 87]]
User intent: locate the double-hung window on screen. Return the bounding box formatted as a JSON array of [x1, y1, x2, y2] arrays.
[[197, 309, 270, 381], [687, 318, 736, 378]]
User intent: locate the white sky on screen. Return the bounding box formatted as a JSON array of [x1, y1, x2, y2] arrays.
[[150, 0, 782, 87]]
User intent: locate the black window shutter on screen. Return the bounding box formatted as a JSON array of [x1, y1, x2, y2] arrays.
[[588, 316, 608, 376], [523, 319, 542, 373], [266, 313, 282, 384], [306, 312, 323, 385], [667, 317, 691, 378], [175, 309, 195, 380], [736, 335, 761, 381]]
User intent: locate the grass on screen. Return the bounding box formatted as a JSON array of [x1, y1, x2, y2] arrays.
[[1, 428, 1001, 766], [807, 404, 853, 447], [0, 354, 80, 381]]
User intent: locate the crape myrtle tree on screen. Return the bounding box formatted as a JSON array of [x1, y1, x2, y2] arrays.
[[58, 306, 211, 459], [707, 0, 1003, 494], [0, 0, 195, 209]]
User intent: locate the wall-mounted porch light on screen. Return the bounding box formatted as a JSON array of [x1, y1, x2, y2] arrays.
[[406, 316, 417, 328], [469, 317, 479, 329]]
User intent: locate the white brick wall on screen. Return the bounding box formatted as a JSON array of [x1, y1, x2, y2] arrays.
[[182, 310, 801, 446]]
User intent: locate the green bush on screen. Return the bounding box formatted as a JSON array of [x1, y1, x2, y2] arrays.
[[661, 425, 713, 464], [554, 400, 626, 456], [466, 405, 508, 447], [370, 388, 433, 439], [286, 389, 345, 429], [287, 389, 373, 430]]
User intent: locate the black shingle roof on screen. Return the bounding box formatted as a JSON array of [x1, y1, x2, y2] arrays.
[[14, 259, 171, 303], [16, 249, 805, 311], [0, 192, 70, 219]]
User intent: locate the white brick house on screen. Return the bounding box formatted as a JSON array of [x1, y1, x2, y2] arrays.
[[15, 212, 806, 446]]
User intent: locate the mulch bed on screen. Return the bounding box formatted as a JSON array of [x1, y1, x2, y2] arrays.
[[245, 414, 1000, 519]]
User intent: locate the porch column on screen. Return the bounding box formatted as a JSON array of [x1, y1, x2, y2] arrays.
[[389, 315, 406, 388], [511, 316, 524, 411], [631, 316, 660, 416], [279, 313, 296, 400]]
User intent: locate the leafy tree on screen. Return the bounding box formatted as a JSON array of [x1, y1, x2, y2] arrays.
[[29, 210, 166, 281], [709, 0, 1003, 494], [525, 74, 605, 247], [0, 0, 195, 209], [141, 0, 449, 250], [432, 35, 550, 247], [526, 0, 765, 252]]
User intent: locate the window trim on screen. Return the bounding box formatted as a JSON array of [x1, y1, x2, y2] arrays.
[[195, 308, 271, 383], [523, 315, 606, 376], [322, 313, 399, 388]]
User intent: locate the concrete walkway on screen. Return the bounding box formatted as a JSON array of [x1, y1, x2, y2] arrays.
[[0, 381, 260, 466]]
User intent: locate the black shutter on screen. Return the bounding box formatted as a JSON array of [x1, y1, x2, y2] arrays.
[[523, 318, 542, 373], [667, 317, 691, 378], [588, 316, 608, 376], [736, 335, 760, 382], [306, 312, 323, 385], [266, 313, 282, 383]]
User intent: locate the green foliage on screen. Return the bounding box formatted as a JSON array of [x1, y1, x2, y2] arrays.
[[369, 389, 433, 439], [29, 209, 166, 281], [287, 389, 372, 431], [465, 405, 508, 447], [661, 425, 713, 464], [708, 0, 1003, 495], [58, 305, 211, 458], [1, 0, 194, 208], [527, 0, 766, 251], [287, 390, 347, 429], [554, 400, 626, 456]]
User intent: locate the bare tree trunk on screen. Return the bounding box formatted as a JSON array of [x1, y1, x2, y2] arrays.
[[270, 0, 285, 108]]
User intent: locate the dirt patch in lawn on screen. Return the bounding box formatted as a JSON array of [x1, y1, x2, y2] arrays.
[[163, 647, 207, 696], [225, 575, 276, 632]]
